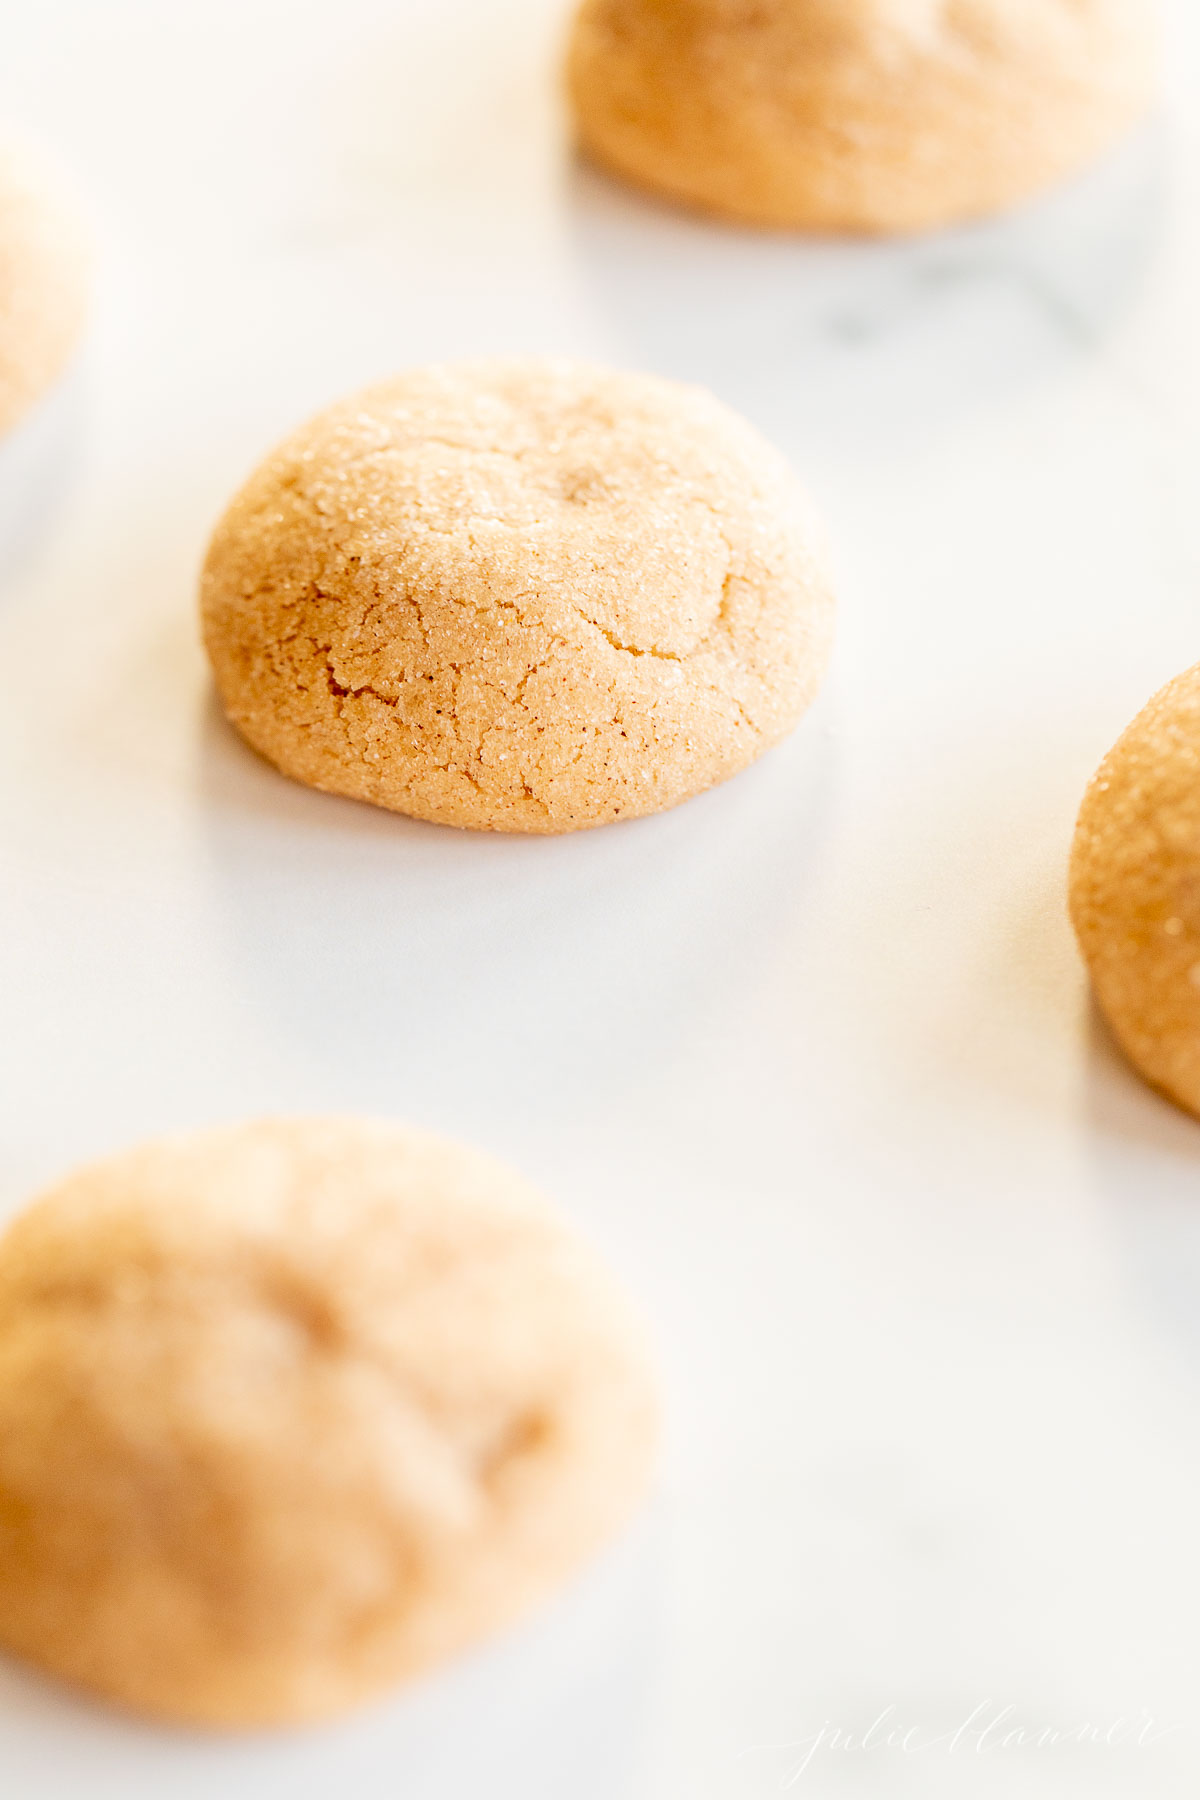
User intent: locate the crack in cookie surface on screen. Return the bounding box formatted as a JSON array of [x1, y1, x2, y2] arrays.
[[201, 359, 834, 832]]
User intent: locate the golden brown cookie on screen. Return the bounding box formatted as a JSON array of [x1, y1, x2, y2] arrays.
[[0, 1118, 658, 1727], [0, 133, 89, 436], [201, 358, 834, 832], [1070, 663, 1200, 1119], [567, 0, 1157, 234]]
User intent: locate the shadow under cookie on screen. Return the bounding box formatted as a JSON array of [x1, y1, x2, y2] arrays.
[[565, 125, 1167, 464], [195, 685, 839, 1124]]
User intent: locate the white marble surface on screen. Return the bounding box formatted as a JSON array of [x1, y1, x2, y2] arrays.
[[2, 3, 1200, 1795]]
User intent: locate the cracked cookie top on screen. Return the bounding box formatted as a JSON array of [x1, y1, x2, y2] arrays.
[[0, 1117, 658, 1726], [201, 358, 834, 832]]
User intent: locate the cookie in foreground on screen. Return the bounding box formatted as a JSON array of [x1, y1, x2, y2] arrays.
[[0, 131, 89, 437], [0, 1118, 658, 1726], [1070, 662, 1200, 1120], [567, 0, 1157, 234], [201, 358, 834, 832]]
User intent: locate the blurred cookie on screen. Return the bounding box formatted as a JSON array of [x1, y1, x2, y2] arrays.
[[0, 1118, 658, 1726], [0, 132, 88, 436], [567, 0, 1157, 233], [1071, 663, 1200, 1118], [201, 358, 834, 832]]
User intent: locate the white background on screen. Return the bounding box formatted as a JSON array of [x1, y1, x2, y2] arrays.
[[2, 2, 1200, 1795]]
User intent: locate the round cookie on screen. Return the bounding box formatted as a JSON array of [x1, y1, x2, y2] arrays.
[[0, 1118, 658, 1727], [1070, 663, 1200, 1120], [0, 133, 89, 437], [567, 0, 1157, 234], [201, 358, 834, 833]]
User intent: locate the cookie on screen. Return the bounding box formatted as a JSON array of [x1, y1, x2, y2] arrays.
[[1070, 663, 1200, 1119], [0, 1118, 658, 1727], [201, 358, 834, 832], [0, 133, 89, 437], [567, 0, 1157, 234]]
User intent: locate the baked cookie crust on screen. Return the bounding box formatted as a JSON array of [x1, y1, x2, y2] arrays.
[[201, 359, 834, 832], [1071, 663, 1200, 1120], [568, 0, 1157, 234], [0, 1118, 658, 1726]]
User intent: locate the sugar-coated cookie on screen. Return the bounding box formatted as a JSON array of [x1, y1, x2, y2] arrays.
[[0, 133, 88, 436], [567, 0, 1157, 234], [1071, 663, 1200, 1119], [201, 358, 834, 832], [0, 1118, 658, 1726]]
